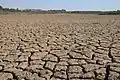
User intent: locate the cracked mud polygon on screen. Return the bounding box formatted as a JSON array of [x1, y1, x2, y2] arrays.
[[0, 14, 120, 80]]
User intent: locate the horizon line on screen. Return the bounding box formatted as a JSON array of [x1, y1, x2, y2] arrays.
[[2, 7, 120, 12], [1, 5, 120, 11]]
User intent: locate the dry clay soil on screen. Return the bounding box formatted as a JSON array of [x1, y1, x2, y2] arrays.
[[0, 14, 120, 80]]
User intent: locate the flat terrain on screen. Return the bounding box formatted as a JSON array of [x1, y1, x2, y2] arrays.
[[0, 14, 120, 80]]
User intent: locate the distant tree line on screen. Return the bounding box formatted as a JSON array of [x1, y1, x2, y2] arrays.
[[67, 11, 103, 14], [1, 5, 120, 15], [48, 9, 66, 13], [99, 10, 120, 15], [67, 10, 120, 15], [0, 5, 20, 12], [0, 5, 32, 12]]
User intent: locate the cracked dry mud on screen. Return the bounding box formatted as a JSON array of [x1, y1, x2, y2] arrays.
[[0, 14, 120, 80]]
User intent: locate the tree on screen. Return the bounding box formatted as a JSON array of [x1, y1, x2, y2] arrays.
[[3, 8, 9, 11], [0, 5, 3, 10], [61, 9, 66, 12], [16, 8, 21, 12]]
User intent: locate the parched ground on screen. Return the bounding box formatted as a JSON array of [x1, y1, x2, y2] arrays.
[[0, 14, 120, 80]]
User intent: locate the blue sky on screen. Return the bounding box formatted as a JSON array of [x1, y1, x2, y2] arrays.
[[0, 0, 120, 11]]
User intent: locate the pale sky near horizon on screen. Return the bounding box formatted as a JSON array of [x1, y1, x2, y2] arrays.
[[0, 0, 120, 11]]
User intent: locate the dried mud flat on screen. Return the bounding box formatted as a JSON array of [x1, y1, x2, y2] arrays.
[[0, 14, 120, 80]]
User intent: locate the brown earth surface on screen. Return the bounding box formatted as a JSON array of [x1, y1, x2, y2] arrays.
[[0, 14, 120, 80]]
